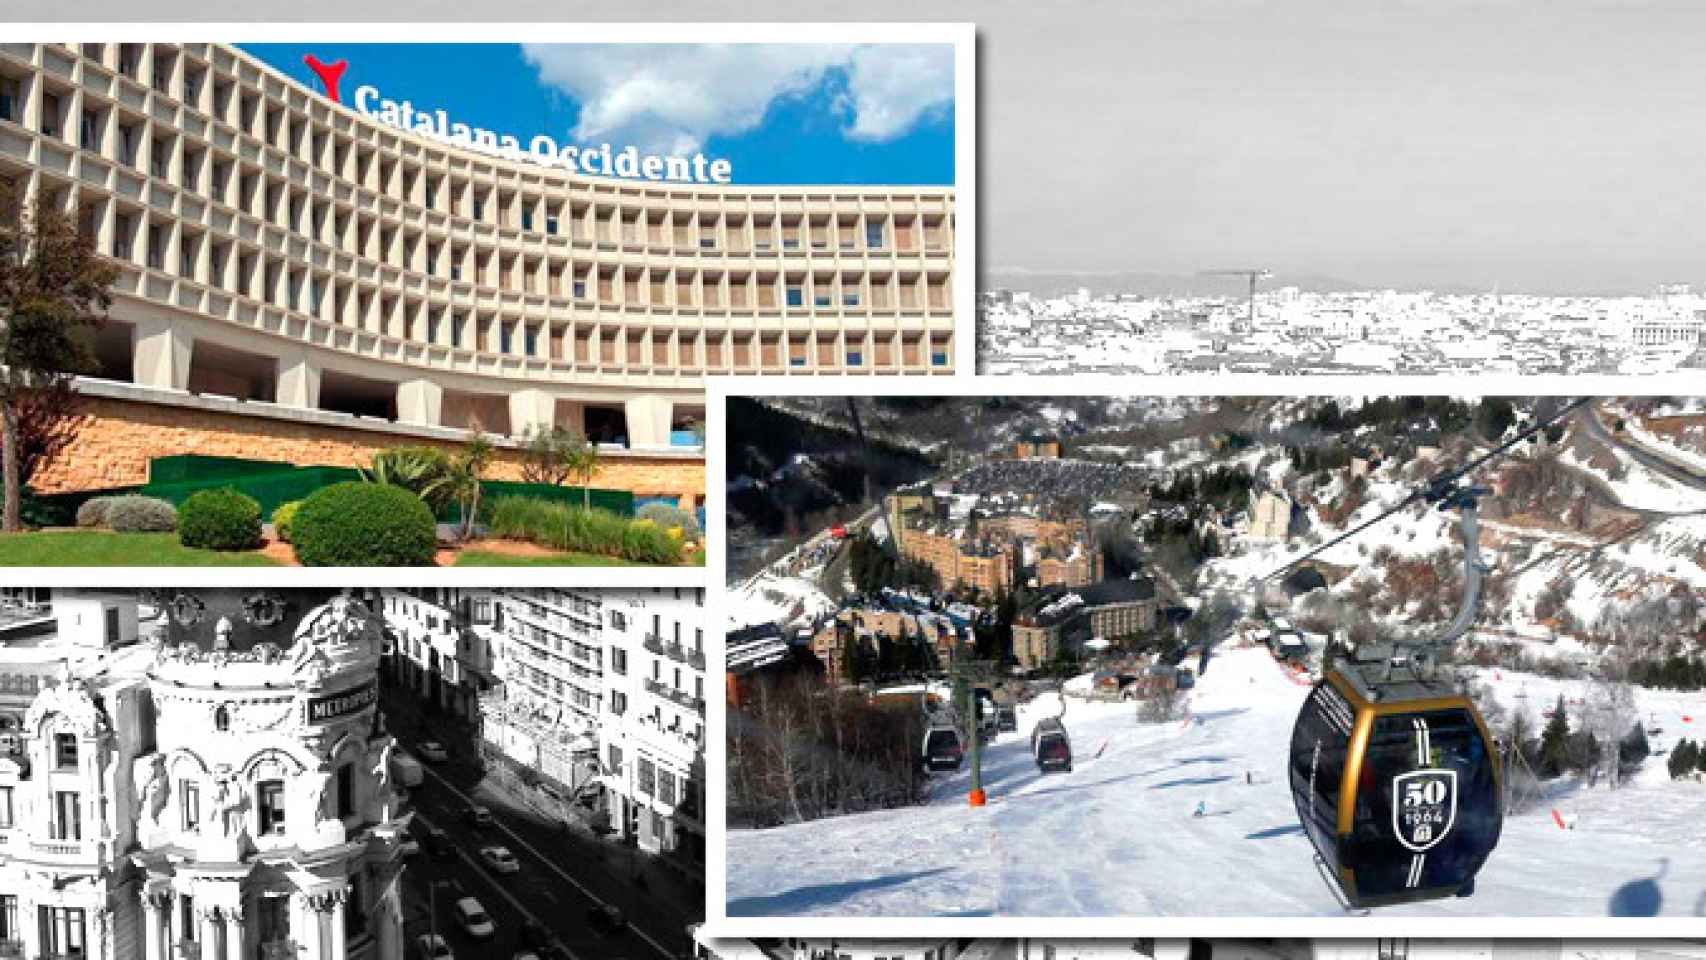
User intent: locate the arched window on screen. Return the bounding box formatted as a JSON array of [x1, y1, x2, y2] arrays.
[[214, 705, 230, 732]]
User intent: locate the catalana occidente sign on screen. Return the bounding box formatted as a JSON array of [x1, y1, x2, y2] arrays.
[[305, 678, 378, 723]]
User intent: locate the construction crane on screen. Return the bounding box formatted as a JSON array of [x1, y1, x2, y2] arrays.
[[1200, 268, 1271, 330]]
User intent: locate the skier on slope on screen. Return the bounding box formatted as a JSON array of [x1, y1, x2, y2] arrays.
[[1193, 800, 1207, 818]]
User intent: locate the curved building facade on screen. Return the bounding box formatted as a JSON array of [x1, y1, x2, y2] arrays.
[[0, 40, 955, 493]]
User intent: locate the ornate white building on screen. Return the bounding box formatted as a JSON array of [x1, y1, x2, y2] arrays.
[[0, 589, 406, 960]]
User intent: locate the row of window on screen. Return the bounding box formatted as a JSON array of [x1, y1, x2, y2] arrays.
[[6, 58, 949, 255]]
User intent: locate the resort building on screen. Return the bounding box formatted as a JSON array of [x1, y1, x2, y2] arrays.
[[0, 41, 957, 504]]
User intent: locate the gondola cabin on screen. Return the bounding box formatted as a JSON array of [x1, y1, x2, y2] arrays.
[[1288, 660, 1502, 909]]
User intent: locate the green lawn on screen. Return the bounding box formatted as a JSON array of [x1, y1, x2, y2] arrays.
[[0, 531, 281, 566], [452, 549, 648, 567]]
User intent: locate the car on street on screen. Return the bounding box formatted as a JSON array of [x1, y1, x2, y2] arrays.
[[453, 897, 496, 939], [417, 741, 450, 763], [419, 824, 455, 859], [464, 804, 494, 828], [479, 845, 520, 874], [415, 934, 454, 960], [512, 953, 542, 960]]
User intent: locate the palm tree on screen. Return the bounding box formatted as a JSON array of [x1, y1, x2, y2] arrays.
[[426, 432, 493, 541]]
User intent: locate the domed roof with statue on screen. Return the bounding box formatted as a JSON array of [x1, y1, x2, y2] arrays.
[[145, 589, 384, 689]]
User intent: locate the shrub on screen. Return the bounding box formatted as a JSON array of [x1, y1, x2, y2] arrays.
[[636, 502, 702, 541], [272, 500, 303, 543], [362, 445, 454, 513], [292, 482, 437, 567], [76, 496, 118, 528], [485, 496, 681, 564], [104, 495, 178, 533], [178, 488, 263, 551]]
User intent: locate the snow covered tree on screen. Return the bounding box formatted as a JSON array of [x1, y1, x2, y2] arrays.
[[1669, 739, 1698, 780]]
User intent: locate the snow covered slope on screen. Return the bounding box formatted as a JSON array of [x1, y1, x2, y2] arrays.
[[726, 646, 1706, 918]]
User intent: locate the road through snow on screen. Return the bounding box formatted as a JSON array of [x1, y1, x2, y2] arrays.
[[726, 646, 1706, 918]]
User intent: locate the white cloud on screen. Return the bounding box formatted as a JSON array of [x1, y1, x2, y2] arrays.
[[520, 43, 953, 155], [839, 45, 957, 142]]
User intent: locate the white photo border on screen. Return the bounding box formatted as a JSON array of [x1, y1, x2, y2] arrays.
[[705, 371, 1706, 941]]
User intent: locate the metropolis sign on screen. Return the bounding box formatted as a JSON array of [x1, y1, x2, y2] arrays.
[[305, 678, 378, 723], [351, 83, 735, 185]]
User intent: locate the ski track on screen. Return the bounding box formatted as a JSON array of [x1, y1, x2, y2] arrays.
[[726, 646, 1706, 918]]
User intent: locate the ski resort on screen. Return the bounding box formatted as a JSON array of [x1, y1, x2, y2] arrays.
[[723, 394, 1706, 920]]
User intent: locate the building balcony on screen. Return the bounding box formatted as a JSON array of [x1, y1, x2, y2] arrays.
[[641, 633, 665, 656], [0, 940, 22, 959], [687, 648, 705, 670]]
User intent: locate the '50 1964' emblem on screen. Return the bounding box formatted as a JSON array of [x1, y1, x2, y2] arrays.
[[1393, 769, 1457, 851]]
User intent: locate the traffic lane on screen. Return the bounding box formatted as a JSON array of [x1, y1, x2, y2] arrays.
[[415, 767, 679, 960], [459, 769, 698, 941], [400, 835, 549, 960], [408, 782, 664, 960]]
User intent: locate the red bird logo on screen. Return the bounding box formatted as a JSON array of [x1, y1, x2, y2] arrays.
[[303, 54, 349, 103]]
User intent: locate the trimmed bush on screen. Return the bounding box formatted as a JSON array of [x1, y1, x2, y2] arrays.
[[271, 501, 302, 544], [104, 495, 178, 533], [292, 482, 437, 567], [178, 488, 263, 551], [635, 502, 702, 541], [76, 496, 119, 528], [485, 496, 685, 564]]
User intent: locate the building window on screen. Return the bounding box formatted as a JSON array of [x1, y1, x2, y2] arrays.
[[472, 199, 485, 221], [785, 285, 803, 308], [546, 217, 559, 236], [179, 895, 195, 941], [500, 323, 513, 354], [0, 786, 12, 827], [50, 791, 80, 840], [80, 109, 99, 150], [610, 691, 627, 715], [932, 350, 949, 366], [525, 325, 538, 356], [54, 733, 78, 769], [150, 137, 168, 179], [0, 894, 15, 944], [181, 779, 199, 830], [573, 278, 587, 299], [337, 763, 354, 819], [814, 294, 832, 308], [637, 757, 656, 796], [39, 906, 84, 958], [147, 224, 165, 271], [843, 292, 860, 307], [611, 647, 627, 675], [657, 770, 675, 806], [522, 210, 534, 231], [607, 744, 622, 775], [256, 894, 289, 950], [866, 221, 884, 249], [0, 77, 19, 124], [258, 780, 286, 834], [40, 92, 61, 139], [846, 351, 863, 366]]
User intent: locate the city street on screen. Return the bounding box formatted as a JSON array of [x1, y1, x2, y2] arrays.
[[382, 677, 698, 960]]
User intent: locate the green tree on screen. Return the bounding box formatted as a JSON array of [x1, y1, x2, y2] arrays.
[[1475, 398, 1517, 443], [0, 187, 117, 531], [564, 431, 601, 511], [1539, 695, 1571, 776], [519, 423, 596, 489]]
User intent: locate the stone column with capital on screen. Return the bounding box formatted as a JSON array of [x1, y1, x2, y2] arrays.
[[196, 909, 221, 960], [137, 889, 168, 960], [328, 892, 348, 960], [224, 906, 246, 960]]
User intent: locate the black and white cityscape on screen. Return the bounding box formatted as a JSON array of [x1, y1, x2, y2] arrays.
[[0, 586, 704, 960]]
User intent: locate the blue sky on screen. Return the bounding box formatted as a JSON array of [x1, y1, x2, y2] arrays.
[[243, 43, 954, 187]]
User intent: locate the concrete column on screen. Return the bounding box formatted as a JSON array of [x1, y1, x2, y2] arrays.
[[396, 378, 444, 427], [275, 352, 321, 410], [507, 388, 556, 439], [555, 400, 587, 436], [623, 395, 674, 448], [132, 314, 193, 391]]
